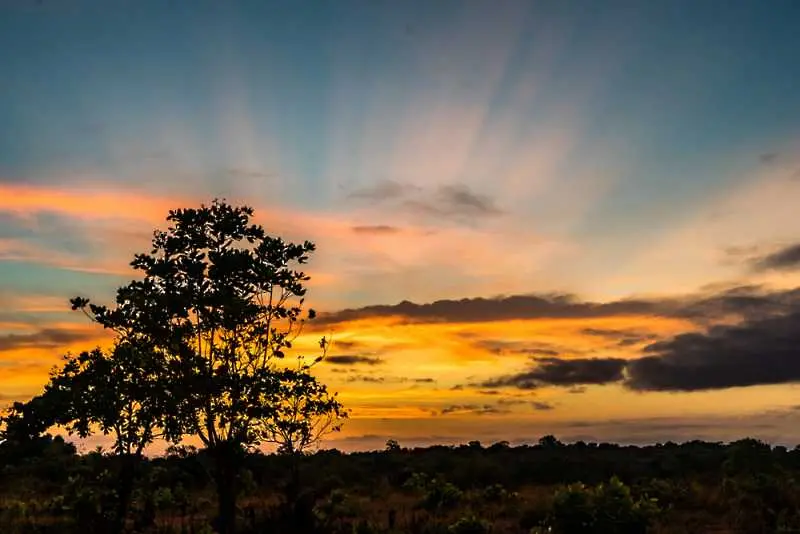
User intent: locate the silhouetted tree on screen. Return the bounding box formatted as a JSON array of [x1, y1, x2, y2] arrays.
[[70, 199, 346, 534], [43, 341, 178, 532]]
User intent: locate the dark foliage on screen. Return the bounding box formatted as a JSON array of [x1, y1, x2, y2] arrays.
[[2, 435, 800, 533]]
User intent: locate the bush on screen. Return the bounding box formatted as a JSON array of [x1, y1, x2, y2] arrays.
[[548, 477, 660, 534], [449, 515, 491, 534], [420, 479, 463, 513]]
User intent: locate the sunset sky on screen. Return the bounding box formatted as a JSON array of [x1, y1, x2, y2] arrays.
[[2, 0, 800, 451]]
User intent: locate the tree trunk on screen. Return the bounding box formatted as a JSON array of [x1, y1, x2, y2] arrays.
[[211, 443, 240, 534], [286, 452, 314, 534], [112, 453, 139, 534]]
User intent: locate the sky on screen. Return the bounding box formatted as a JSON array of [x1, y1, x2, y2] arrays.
[[2, 0, 800, 452]]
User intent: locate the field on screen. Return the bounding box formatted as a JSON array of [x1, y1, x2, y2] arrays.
[[2, 435, 800, 533]]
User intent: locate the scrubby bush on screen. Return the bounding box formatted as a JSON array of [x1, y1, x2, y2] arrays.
[[449, 514, 491, 534], [547, 476, 660, 534]]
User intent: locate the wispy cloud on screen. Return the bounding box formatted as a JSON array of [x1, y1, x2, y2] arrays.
[[327, 354, 384, 366], [351, 225, 402, 235], [751, 243, 800, 272], [0, 326, 101, 353], [439, 404, 508, 416], [348, 181, 503, 221]]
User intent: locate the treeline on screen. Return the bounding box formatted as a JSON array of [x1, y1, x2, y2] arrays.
[[2, 434, 800, 532]]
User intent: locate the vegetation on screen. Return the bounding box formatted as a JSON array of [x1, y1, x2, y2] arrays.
[[4, 436, 800, 532], [2, 200, 345, 534], [2, 201, 799, 533]]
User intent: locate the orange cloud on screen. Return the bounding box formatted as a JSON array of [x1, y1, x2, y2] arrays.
[[0, 183, 189, 224]]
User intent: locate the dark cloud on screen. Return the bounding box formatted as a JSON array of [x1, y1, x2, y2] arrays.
[[317, 286, 800, 327], [421, 184, 503, 218], [331, 340, 363, 351], [581, 328, 659, 347], [759, 152, 779, 165], [752, 243, 800, 272], [348, 180, 418, 201], [531, 401, 555, 411], [439, 404, 508, 416], [677, 286, 800, 324], [317, 294, 659, 325], [326, 354, 384, 366], [496, 398, 527, 406], [626, 310, 800, 391], [345, 375, 386, 383], [0, 328, 95, 352], [343, 374, 434, 384], [472, 338, 561, 356], [526, 348, 562, 356], [347, 181, 502, 220], [351, 225, 401, 235], [471, 296, 800, 393], [480, 357, 627, 389]]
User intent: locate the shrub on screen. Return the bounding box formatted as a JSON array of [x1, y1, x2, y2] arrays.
[[548, 477, 660, 534], [449, 515, 491, 534], [420, 479, 463, 513]]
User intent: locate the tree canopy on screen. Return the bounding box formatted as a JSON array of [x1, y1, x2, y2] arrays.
[[9, 199, 349, 533]]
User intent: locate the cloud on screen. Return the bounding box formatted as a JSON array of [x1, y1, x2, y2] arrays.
[[0, 327, 98, 352], [348, 180, 418, 201], [752, 243, 800, 272], [326, 354, 384, 366], [404, 184, 504, 218], [581, 327, 659, 347], [531, 401, 555, 411], [347, 181, 503, 220], [0, 183, 187, 224], [0, 328, 97, 351], [496, 398, 527, 405], [351, 225, 401, 235], [317, 293, 658, 325], [343, 374, 435, 384], [438, 184, 503, 216], [317, 285, 800, 326], [330, 340, 364, 351], [759, 152, 780, 165], [471, 338, 562, 356], [479, 357, 627, 389], [626, 309, 800, 391], [439, 404, 508, 416], [346, 375, 386, 383]]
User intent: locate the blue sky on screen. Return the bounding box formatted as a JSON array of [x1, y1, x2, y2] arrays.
[[3, 0, 800, 448]]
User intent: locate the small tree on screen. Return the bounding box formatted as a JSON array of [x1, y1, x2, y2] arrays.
[[71, 199, 346, 534], [43, 341, 177, 532], [0, 395, 67, 461]]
